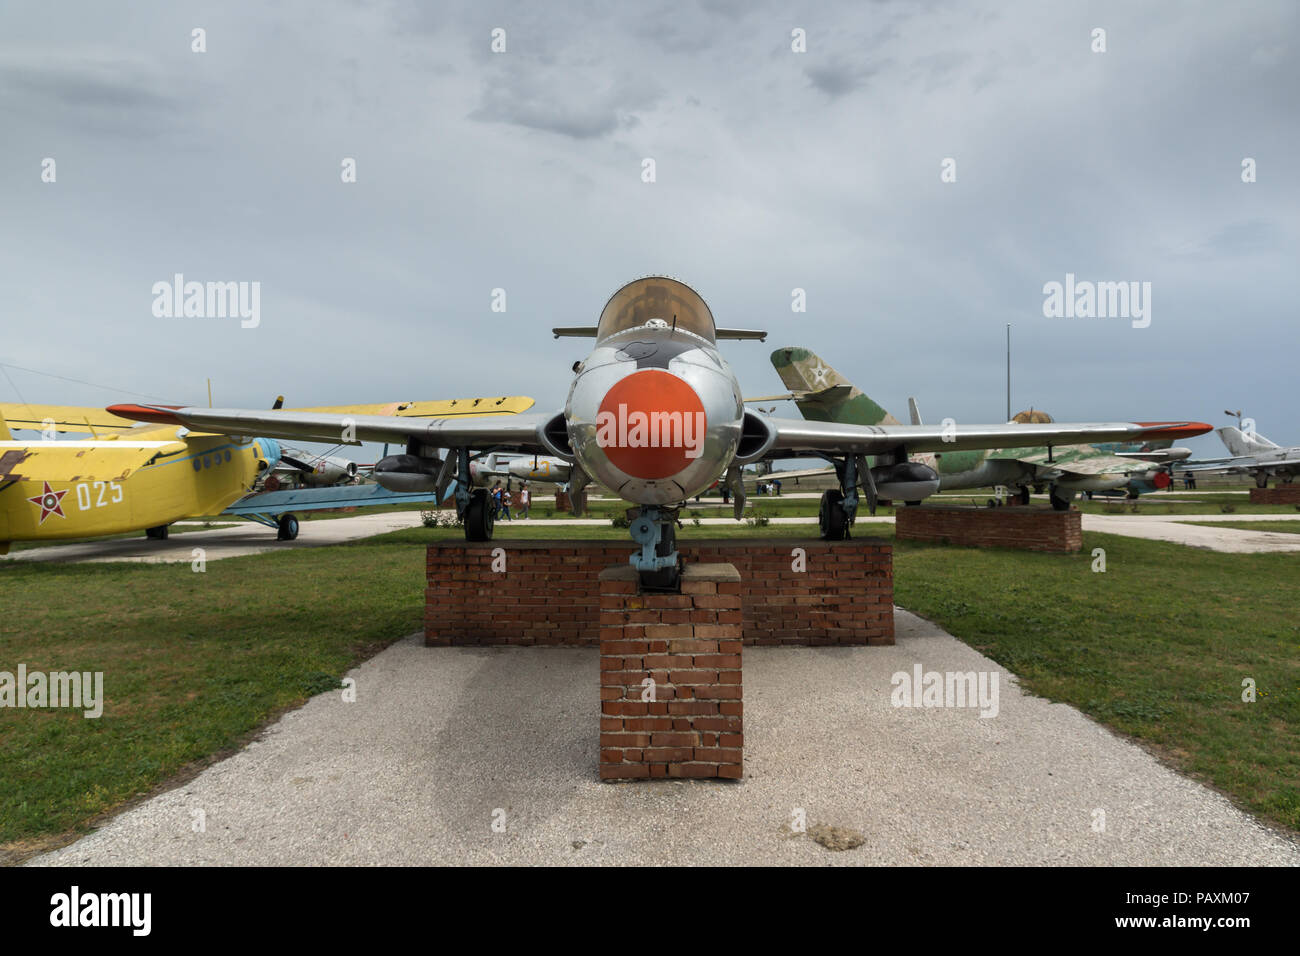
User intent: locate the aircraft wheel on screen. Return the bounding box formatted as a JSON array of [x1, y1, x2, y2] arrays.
[[904, 500, 922, 507], [1015, 486, 1031, 506], [145, 525, 169, 540], [819, 490, 849, 540], [1283, 476, 1294, 484], [1049, 490, 1072, 511], [1126, 489, 1140, 500], [1256, 474, 1269, 489], [277, 514, 299, 540], [464, 489, 494, 541]]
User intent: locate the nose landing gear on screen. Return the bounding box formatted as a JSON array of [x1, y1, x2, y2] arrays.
[[629, 505, 681, 591]]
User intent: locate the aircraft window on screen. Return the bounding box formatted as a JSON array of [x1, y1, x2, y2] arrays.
[[596, 277, 715, 343], [203, 457, 210, 469], [192, 460, 201, 472], [224, 450, 232, 462]]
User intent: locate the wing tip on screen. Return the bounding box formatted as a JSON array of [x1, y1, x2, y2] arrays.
[[1135, 421, 1213, 439], [107, 403, 183, 425]]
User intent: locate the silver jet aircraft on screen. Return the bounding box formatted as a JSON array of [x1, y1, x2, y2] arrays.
[[1176, 424, 1300, 488], [109, 277, 1211, 587]]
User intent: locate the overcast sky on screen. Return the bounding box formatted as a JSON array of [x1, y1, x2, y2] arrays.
[[2, 0, 1296, 456]]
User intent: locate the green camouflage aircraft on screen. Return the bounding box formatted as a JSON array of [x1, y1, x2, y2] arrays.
[[759, 347, 1191, 509]]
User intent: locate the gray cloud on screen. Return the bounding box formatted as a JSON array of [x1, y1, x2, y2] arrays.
[[0, 0, 1296, 454]]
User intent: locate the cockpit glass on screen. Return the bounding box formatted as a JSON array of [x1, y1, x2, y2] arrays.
[[595, 277, 716, 343]]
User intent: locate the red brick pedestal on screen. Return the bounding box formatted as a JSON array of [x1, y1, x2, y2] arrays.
[[598, 564, 743, 781], [1250, 486, 1300, 505], [895, 505, 1082, 552], [425, 539, 893, 647]]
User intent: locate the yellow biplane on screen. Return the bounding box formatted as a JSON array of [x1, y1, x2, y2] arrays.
[[0, 397, 532, 554]]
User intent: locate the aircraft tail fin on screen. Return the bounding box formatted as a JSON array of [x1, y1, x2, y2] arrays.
[[1219, 425, 1279, 457], [768, 347, 900, 425], [907, 397, 923, 426]]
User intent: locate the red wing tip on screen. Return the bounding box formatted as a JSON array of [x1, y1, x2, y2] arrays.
[[107, 403, 184, 425], [1135, 421, 1213, 437]]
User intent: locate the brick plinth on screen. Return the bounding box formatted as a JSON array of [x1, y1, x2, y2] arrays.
[[599, 564, 742, 781], [895, 505, 1082, 552], [1250, 486, 1300, 504], [424, 538, 893, 646]]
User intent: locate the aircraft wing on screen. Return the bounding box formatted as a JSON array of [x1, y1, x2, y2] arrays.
[[281, 397, 533, 418], [989, 449, 1162, 477], [766, 419, 1210, 457], [0, 439, 179, 482], [0, 403, 140, 434], [108, 403, 553, 452]]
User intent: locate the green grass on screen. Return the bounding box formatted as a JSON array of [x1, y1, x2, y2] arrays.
[[2, 519, 1297, 859]]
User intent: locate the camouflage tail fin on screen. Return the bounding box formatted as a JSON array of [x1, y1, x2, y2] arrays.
[[768, 347, 899, 426], [1219, 425, 1279, 457]]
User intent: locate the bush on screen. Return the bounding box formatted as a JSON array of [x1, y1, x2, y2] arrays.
[[422, 509, 462, 528], [610, 514, 630, 529], [1220, 503, 1237, 514]]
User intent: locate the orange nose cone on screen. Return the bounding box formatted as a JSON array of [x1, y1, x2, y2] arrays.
[[595, 370, 707, 480]]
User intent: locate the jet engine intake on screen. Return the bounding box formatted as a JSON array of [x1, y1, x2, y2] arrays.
[[732, 410, 777, 464]]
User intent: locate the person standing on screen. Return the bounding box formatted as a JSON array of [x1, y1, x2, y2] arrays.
[[490, 481, 502, 518], [500, 485, 513, 521], [519, 483, 531, 519]]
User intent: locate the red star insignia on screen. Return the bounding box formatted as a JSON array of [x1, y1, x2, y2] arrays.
[[27, 481, 69, 524]]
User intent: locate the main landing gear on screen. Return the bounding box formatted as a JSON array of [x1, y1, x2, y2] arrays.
[[1049, 487, 1073, 511], [819, 489, 850, 540], [277, 513, 300, 540], [145, 525, 169, 540], [464, 488, 494, 541]]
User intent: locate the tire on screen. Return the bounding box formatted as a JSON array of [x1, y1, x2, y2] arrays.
[[464, 489, 494, 541], [145, 525, 169, 540], [904, 500, 922, 507], [277, 514, 299, 540], [819, 489, 849, 540], [1049, 490, 1072, 511], [1016, 486, 1031, 506], [1255, 474, 1269, 489]]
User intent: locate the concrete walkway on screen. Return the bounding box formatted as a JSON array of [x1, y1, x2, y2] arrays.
[[30, 610, 1298, 866], [1080, 514, 1300, 553], [4, 512, 428, 564]]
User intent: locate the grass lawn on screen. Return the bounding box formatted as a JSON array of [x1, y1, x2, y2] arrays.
[[2, 520, 1297, 860]]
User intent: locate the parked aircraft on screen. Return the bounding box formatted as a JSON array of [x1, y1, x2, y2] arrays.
[[0, 397, 530, 552], [1175, 424, 1299, 487], [765, 347, 1192, 509], [108, 276, 1210, 586]]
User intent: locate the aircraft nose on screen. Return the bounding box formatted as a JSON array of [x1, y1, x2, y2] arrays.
[[594, 369, 708, 480]]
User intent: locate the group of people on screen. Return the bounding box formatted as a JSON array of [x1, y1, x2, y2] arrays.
[[489, 481, 530, 520]]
